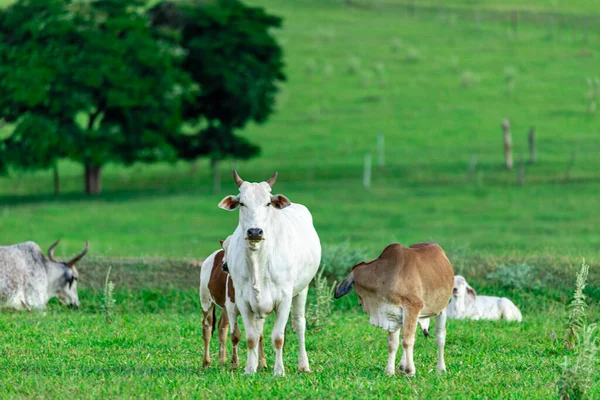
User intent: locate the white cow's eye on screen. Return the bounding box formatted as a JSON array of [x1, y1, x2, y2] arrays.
[[239, 202, 245, 207], [266, 203, 271, 207]]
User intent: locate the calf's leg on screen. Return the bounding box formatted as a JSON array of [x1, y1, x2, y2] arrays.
[[435, 309, 448, 373], [202, 306, 214, 367], [385, 329, 400, 376], [291, 287, 311, 372]]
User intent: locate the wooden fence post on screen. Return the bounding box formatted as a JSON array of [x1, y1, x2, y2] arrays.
[[528, 127, 536, 164], [502, 119, 513, 169]]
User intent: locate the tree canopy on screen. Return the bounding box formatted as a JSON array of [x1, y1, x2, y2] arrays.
[[150, 0, 286, 191], [0, 0, 285, 194]]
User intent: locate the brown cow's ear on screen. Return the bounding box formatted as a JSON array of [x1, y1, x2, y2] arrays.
[[218, 195, 240, 211], [466, 285, 476, 298], [270, 194, 291, 210], [219, 240, 224, 246]]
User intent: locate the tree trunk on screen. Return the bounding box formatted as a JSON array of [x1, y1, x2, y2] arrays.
[[85, 165, 102, 194], [211, 157, 221, 193], [53, 163, 60, 196]]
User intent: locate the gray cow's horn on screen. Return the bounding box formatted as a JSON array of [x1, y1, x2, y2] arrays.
[[47, 239, 61, 262], [233, 170, 244, 188], [67, 240, 89, 267], [267, 171, 278, 188]]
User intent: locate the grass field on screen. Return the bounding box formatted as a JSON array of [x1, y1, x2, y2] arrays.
[[0, 0, 599, 398]]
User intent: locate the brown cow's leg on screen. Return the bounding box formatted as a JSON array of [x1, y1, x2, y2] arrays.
[[385, 329, 400, 376], [435, 309, 448, 373], [258, 334, 268, 369], [217, 310, 230, 366], [202, 307, 214, 367], [399, 302, 423, 377]]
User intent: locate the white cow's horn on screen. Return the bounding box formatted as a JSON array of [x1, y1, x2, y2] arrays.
[[233, 170, 244, 188], [267, 171, 278, 188]]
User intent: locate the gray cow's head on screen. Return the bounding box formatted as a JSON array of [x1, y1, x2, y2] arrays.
[[218, 171, 291, 248], [47, 239, 89, 309]]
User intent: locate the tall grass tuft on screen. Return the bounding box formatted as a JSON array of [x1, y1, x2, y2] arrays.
[[102, 266, 116, 324], [307, 265, 336, 330], [559, 324, 598, 400], [565, 260, 589, 349]]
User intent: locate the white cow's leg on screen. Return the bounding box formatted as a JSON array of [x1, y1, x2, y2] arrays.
[[385, 329, 400, 376], [272, 297, 293, 376], [399, 302, 422, 377], [217, 310, 230, 366], [291, 287, 311, 372], [240, 304, 263, 374], [435, 309, 448, 373]]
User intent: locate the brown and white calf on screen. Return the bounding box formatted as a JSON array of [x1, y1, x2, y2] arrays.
[[199, 238, 266, 368], [335, 242, 454, 376]]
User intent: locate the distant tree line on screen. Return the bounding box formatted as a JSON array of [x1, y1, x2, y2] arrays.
[[0, 0, 285, 194]]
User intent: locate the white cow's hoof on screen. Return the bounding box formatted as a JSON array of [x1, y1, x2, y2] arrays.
[[273, 366, 286, 377], [298, 365, 312, 373], [385, 367, 396, 376], [244, 366, 257, 374]]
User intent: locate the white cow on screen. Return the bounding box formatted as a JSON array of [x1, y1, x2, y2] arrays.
[[218, 170, 321, 376], [448, 275, 522, 322], [0, 240, 88, 310]]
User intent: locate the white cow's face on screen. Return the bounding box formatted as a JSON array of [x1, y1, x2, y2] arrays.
[[218, 172, 291, 247], [453, 275, 476, 299]]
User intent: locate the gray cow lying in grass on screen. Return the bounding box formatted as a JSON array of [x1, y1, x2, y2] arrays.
[[335, 242, 454, 376], [447, 275, 522, 322], [0, 240, 88, 311]]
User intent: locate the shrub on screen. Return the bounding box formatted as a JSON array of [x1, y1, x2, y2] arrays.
[[485, 263, 543, 291], [320, 242, 369, 281], [460, 70, 479, 88], [404, 47, 421, 63], [347, 56, 361, 74], [307, 266, 336, 329]]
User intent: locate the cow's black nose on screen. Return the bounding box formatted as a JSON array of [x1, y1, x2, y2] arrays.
[[247, 228, 263, 239]]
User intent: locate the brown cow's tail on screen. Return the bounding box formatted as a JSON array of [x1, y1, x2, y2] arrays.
[[334, 272, 355, 299], [211, 307, 217, 335]]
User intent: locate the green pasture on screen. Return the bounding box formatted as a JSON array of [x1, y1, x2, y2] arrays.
[[0, 0, 599, 261], [0, 0, 599, 398], [0, 256, 597, 399]]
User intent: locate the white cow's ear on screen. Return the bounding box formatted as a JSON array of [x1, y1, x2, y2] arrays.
[[270, 194, 291, 210], [466, 285, 476, 298], [218, 195, 240, 211]]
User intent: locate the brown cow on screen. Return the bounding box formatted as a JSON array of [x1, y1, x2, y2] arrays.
[[335, 242, 454, 376], [199, 238, 266, 369]]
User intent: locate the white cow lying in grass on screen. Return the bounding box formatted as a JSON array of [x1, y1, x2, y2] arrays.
[[447, 275, 522, 322]]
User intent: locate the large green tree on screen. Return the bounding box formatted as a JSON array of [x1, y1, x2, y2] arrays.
[[149, 0, 285, 192], [0, 0, 190, 194]]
